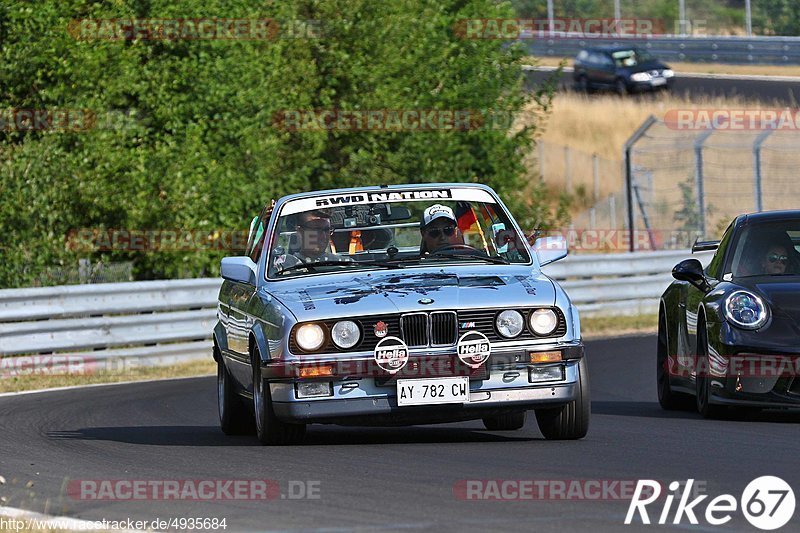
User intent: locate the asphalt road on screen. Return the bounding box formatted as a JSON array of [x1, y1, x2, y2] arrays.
[[525, 69, 800, 105], [1, 335, 799, 533]]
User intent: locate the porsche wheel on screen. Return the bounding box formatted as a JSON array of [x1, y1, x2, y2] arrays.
[[483, 411, 526, 431], [217, 354, 252, 435], [657, 310, 692, 410], [696, 323, 725, 419], [253, 349, 306, 445], [535, 357, 590, 440]]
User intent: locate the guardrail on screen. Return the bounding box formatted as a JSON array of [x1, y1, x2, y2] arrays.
[[526, 34, 800, 65], [542, 249, 711, 317], [0, 250, 711, 366]]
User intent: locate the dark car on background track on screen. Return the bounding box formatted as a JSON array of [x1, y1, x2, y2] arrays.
[[573, 46, 675, 95], [658, 210, 800, 418]]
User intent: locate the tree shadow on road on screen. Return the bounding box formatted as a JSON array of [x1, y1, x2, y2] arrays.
[[47, 424, 538, 446]]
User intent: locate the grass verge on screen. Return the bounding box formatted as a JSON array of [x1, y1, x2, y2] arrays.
[[0, 359, 216, 394], [580, 314, 658, 339]]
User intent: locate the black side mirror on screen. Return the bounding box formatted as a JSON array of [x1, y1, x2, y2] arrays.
[[672, 258, 710, 291]]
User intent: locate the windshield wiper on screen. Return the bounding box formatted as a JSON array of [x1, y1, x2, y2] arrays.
[[422, 252, 509, 265], [277, 260, 404, 275]]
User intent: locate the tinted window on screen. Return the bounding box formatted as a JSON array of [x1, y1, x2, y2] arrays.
[[705, 223, 733, 279], [728, 219, 800, 277]]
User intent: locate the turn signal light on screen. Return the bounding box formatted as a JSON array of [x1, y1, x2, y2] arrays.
[[529, 351, 562, 363], [299, 365, 335, 378]]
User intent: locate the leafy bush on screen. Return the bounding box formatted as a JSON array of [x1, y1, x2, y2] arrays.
[[0, 0, 556, 287]]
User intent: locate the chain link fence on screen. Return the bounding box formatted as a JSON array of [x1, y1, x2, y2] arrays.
[[622, 115, 800, 251]]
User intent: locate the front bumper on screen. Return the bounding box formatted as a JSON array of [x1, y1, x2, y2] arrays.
[[268, 345, 583, 424]]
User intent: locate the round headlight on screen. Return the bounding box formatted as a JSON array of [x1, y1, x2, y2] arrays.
[[725, 291, 768, 329], [530, 308, 558, 336], [295, 323, 326, 351], [331, 320, 361, 349], [496, 310, 524, 338]]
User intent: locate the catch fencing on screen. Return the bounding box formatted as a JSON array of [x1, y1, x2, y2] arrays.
[[0, 250, 712, 367], [622, 115, 800, 251]]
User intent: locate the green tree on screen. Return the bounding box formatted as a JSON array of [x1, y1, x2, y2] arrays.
[[0, 0, 555, 287]]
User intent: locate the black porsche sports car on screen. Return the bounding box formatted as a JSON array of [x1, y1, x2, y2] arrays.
[[658, 210, 800, 417]]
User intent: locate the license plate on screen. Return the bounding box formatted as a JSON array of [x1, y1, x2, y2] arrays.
[[396, 377, 470, 406], [651, 78, 667, 86]]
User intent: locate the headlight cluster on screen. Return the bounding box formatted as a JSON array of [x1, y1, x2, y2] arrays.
[[662, 69, 675, 78], [724, 291, 769, 330], [630, 72, 652, 82], [495, 308, 560, 338], [295, 320, 361, 352]]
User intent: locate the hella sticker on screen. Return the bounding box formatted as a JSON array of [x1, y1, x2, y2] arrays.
[[374, 336, 409, 374], [457, 331, 491, 368]]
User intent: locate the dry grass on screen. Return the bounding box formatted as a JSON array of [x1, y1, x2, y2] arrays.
[[529, 56, 800, 77], [581, 314, 658, 339], [0, 359, 215, 394], [523, 91, 782, 206]]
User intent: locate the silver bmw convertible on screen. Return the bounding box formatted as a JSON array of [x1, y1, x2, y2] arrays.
[[214, 183, 589, 444]]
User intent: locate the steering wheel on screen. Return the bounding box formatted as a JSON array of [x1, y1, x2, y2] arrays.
[[431, 244, 481, 254]]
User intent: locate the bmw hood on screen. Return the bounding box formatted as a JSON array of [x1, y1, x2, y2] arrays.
[[267, 268, 556, 322]]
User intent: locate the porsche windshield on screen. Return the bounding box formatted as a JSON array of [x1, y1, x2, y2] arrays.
[[266, 189, 531, 277], [729, 220, 800, 277]]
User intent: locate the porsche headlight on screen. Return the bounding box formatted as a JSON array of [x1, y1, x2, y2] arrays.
[[725, 291, 769, 329], [295, 323, 326, 351], [496, 310, 524, 338], [631, 72, 652, 82], [530, 308, 558, 336], [331, 320, 361, 349]]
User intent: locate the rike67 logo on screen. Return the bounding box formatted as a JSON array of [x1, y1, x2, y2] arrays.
[[626, 477, 795, 530]]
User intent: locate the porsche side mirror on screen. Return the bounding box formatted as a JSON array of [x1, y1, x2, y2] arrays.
[[672, 258, 710, 291]]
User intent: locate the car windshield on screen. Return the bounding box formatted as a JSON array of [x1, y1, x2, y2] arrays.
[[611, 49, 653, 67], [729, 220, 800, 277], [266, 187, 531, 277]]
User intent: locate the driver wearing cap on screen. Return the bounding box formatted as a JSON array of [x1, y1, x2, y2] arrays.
[[419, 204, 463, 254]]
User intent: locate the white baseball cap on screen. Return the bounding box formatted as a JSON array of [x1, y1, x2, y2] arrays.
[[422, 204, 457, 228]]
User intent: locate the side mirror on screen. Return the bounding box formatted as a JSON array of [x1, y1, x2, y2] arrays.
[[672, 258, 710, 291], [533, 235, 568, 266], [221, 256, 257, 285]]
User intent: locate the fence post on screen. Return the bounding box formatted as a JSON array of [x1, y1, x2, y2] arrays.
[[694, 129, 714, 238], [753, 129, 773, 212], [623, 115, 657, 252], [592, 154, 600, 202]]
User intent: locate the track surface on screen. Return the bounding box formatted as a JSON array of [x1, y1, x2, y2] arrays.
[[525, 69, 800, 105], [1, 335, 799, 532]]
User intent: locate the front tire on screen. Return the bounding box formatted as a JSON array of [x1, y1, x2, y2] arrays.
[[218, 356, 252, 435], [657, 310, 692, 410], [535, 358, 590, 440], [253, 349, 306, 445], [615, 78, 628, 96], [696, 323, 725, 419], [483, 411, 526, 431]]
